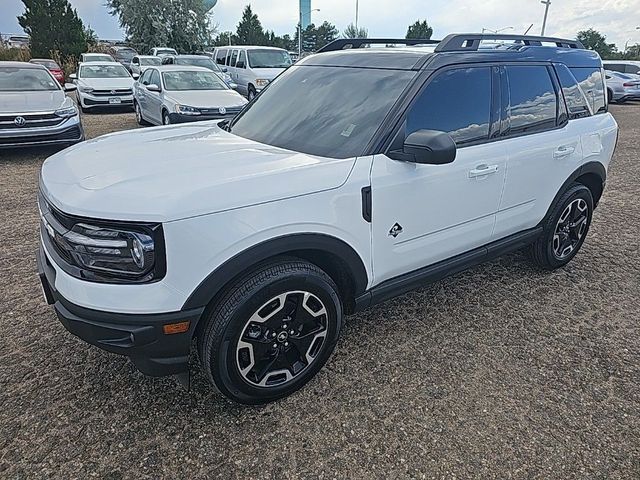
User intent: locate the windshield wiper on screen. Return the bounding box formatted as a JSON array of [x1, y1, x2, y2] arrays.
[[218, 119, 231, 132]]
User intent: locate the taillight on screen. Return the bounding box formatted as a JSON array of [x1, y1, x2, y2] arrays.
[[623, 82, 639, 87]]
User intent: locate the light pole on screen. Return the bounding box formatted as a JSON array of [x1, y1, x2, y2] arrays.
[[540, 0, 551, 36], [299, 7, 320, 57]]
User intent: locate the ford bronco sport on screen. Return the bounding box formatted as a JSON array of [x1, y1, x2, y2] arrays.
[[37, 34, 618, 404]]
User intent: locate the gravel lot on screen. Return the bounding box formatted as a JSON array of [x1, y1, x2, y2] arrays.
[[0, 106, 639, 479]]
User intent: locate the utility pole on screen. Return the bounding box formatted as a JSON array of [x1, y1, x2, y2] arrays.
[[540, 0, 551, 36]]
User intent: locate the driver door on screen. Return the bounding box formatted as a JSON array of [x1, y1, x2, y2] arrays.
[[370, 66, 507, 285]]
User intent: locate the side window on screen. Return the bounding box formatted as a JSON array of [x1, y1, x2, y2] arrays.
[[140, 69, 152, 85], [237, 50, 246, 69], [216, 49, 226, 65], [224, 49, 232, 66], [230, 50, 238, 67], [555, 64, 591, 120], [505, 65, 557, 135], [150, 70, 161, 88], [406, 67, 492, 146], [625, 64, 640, 74], [570, 67, 606, 114]]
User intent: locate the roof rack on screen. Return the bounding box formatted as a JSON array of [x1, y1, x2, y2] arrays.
[[435, 34, 584, 52], [318, 38, 440, 54]]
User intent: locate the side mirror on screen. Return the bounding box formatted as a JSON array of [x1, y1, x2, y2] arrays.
[[69, 73, 77, 80], [222, 67, 228, 72], [64, 83, 77, 92], [146, 84, 161, 92], [229, 82, 238, 90], [236, 61, 245, 69], [132, 73, 140, 79], [390, 129, 457, 165]]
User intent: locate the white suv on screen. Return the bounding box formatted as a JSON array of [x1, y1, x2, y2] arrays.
[[37, 35, 618, 404]]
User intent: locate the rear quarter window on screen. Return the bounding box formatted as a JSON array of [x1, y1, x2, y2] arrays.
[[555, 64, 591, 119], [570, 67, 606, 114]]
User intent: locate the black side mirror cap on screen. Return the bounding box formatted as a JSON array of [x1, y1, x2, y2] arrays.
[[389, 129, 457, 165]]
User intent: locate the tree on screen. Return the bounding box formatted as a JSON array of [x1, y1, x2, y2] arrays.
[[577, 28, 616, 59], [107, 0, 212, 53], [18, 0, 87, 59], [406, 20, 433, 40], [235, 5, 265, 45], [343, 23, 368, 39]]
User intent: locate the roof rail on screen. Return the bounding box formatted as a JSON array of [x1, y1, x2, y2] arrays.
[[318, 38, 440, 53], [435, 34, 584, 52]]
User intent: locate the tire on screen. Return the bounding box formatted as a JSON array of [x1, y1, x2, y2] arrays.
[[162, 110, 171, 125], [248, 86, 256, 101], [79, 101, 89, 114], [197, 258, 343, 405], [607, 89, 613, 104], [135, 102, 149, 126], [528, 183, 594, 270]]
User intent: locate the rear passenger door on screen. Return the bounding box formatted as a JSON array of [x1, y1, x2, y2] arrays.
[[235, 50, 249, 96], [493, 64, 585, 240]]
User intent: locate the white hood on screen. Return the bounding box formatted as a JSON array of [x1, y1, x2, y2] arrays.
[[40, 123, 355, 223], [79, 77, 134, 90], [0, 90, 66, 113]]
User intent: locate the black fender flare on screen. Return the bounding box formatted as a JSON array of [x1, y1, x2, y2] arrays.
[[182, 233, 369, 311], [545, 161, 606, 220]]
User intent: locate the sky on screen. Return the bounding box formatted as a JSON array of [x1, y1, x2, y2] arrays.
[[1, 0, 640, 49]]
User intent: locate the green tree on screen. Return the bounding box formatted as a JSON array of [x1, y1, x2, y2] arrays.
[[297, 21, 338, 52], [107, 0, 212, 53], [235, 5, 265, 45], [18, 0, 87, 58], [343, 23, 368, 39], [577, 28, 616, 59], [406, 20, 433, 40]]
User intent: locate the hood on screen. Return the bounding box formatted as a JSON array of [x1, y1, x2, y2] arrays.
[[166, 90, 247, 109], [79, 77, 134, 89], [40, 123, 355, 223], [250, 68, 286, 81], [0, 90, 66, 113]]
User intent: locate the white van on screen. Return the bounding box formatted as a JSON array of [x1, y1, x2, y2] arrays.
[[213, 46, 292, 99]]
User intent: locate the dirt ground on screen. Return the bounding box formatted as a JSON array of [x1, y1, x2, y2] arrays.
[[0, 106, 638, 479]]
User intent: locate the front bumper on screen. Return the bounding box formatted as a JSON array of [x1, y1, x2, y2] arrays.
[[79, 92, 134, 108], [0, 115, 84, 148], [168, 112, 236, 124], [37, 244, 204, 377]]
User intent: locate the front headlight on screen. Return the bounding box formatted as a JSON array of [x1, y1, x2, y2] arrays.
[[175, 104, 201, 115], [62, 223, 157, 280], [54, 104, 78, 118], [255, 79, 270, 87]]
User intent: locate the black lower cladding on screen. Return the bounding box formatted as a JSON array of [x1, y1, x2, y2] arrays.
[[37, 245, 204, 377], [167, 112, 236, 124], [0, 125, 84, 147]]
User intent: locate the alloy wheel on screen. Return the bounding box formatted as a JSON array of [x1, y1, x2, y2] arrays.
[[553, 198, 589, 260], [236, 291, 328, 388]]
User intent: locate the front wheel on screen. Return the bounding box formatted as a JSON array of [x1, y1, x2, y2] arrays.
[[162, 110, 171, 125], [198, 258, 343, 404], [528, 183, 594, 270], [248, 86, 256, 101]]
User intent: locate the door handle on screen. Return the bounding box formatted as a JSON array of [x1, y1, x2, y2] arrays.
[[469, 164, 499, 178], [554, 145, 576, 158]]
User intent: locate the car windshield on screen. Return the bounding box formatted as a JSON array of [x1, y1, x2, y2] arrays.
[[140, 57, 162, 66], [0, 67, 59, 92], [80, 64, 130, 78], [176, 57, 215, 70], [230, 65, 415, 158], [31, 60, 60, 69], [247, 49, 292, 68], [85, 55, 114, 62], [162, 71, 227, 91], [116, 49, 137, 62]]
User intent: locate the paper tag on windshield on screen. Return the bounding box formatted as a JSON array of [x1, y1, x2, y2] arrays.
[[341, 124, 357, 137]]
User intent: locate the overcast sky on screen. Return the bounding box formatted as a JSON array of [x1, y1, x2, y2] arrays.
[[2, 0, 640, 48]]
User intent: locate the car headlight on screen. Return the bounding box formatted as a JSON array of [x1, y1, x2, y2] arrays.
[[54, 104, 78, 118], [175, 104, 201, 115], [79, 86, 94, 93], [255, 79, 270, 87]]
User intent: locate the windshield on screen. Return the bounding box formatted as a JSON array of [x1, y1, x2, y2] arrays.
[[80, 64, 130, 78], [115, 49, 137, 62], [30, 60, 60, 69], [85, 55, 114, 62], [162, 71, 227, 91], [247, 49, 292, 68], [0, 67, 60, 92], [230, 65, 415, 158], [176, 57, 215, 70], [140, 57, 162, 66]]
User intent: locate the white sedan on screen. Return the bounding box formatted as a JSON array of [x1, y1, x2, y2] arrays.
[[133, 65, 248, 126], [71, 62, 135, 112]]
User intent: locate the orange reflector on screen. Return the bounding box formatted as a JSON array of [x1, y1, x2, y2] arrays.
[[163, 321, 190, 335]]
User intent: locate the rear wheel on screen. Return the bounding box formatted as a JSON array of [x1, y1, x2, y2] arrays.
[[134, 102, 149, 126], [607, 89, 614, 104], [198, 258, 343, 404], [528, 183, 594, 270]]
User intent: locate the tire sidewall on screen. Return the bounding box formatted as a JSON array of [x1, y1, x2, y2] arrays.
[[207, 271, 342, 404]]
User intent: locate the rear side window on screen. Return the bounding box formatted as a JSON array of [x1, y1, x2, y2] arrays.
[[625, 64, 640, 74], [604, 63, 624, 73], [570, 67, 606, 114], [215, 49, 226, 65], [406, 67, 492, 146], [555, 64, 591, 120], [230, 50, 238, 67], [505, 65, 557, 135]]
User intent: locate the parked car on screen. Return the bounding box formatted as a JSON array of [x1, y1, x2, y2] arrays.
[[6, 35, 29, 49], [161, 54, 236, 88], [111, 46, 138, 71], [212, 46, 292, 99], [133, 65, 247, 125], [151, 47, 178, 57], [37, 34, 617, 405], [0, 61, 83, 148], [71, 62, 135, 112], [130, 55, 162, 77], [602, 60, 640, 75], [29, 58, 65, 85], [79, 53, 116, 63], [604, 70, 640, 103]]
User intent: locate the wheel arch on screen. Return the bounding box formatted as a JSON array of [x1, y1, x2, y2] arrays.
[[546, 162, 606, 221], [182, 233, 369, 315]]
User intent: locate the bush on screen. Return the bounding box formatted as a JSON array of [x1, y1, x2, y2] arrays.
[[0, 47, 31, 62]]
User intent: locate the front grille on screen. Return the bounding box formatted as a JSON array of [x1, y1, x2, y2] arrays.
[[0, 112, 63, 130], [91, 89, 133, 97], [0, 125, 81, 146], [199, 106, 244, 116]]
